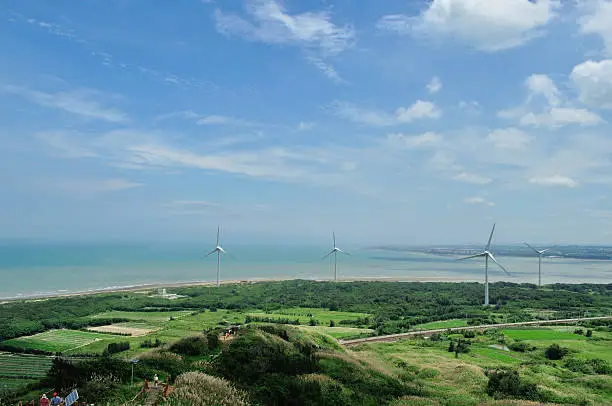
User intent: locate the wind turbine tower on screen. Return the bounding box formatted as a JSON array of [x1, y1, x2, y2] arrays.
[[524, 243, 555, 287], [206, 226, 227, 287], [456, 224, 511, 306], [323, 232, 350, 281]]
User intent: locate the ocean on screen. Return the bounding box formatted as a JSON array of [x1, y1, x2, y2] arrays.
[[0, 243, 610, 299]]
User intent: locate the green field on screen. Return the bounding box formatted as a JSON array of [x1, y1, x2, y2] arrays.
[[2, 330, 110, 353], [0, 353, 52, 379], [298, 325, 375, 339], [89, 310, 193, 323], [246, 307, 371, 326], [415, 319, 468, 330], [503, 328, 588, 341], [356, 327, 612, 405]]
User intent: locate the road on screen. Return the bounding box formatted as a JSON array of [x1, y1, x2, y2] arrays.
[[338, 316, 612, 347]]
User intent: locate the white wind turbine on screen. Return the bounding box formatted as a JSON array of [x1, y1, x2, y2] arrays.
[[322, 232, 350, 281], [524, 242, 556, 287], [205, 226, 228, 287], [456, 223, 511, 306]]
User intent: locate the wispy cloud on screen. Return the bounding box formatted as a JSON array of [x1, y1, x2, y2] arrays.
[[331, 100, 441, 126], [15, 14, 213, 90], [306, 57, 347, 84], [378, 0, 560, 52], [213, 1, 354, 82], [464, 196, 495, 206], [578, 0, 612, 56], [4, 86, 127, 122], [386, 132, 442, 149], [453, 172, 492, 185], [41, 177, 143, 196], [498, 73, 603, 128], [528, 174, 578, 188], [426, 76, 442, 94]]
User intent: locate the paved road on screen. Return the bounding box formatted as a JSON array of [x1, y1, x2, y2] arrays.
[[339, 316, 612, 347]]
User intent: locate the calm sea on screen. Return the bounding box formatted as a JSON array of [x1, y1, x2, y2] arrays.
[[0, 243, 610, 299]]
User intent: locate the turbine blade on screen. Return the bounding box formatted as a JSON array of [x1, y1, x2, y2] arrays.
[[487, 253, 511, 276], [455, 252, 486, 261], [541, 245, 557, 254], [217, 226, 220, 247], [485, 223, 496, 251], [337, 248, 351, 256], [322, 250, 334, 260], [205, 249, 217, 257], [333, 232, 336, 249], [524, 242, 540, 254]]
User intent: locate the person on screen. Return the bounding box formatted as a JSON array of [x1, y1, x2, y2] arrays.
[[50, 392, 62, 406], [40, 394, 50, 406], [153, 374, 159, 387]]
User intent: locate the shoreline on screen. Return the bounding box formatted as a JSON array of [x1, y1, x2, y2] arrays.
[[2, 273, 607, 303], [0, 275, 483, 302]]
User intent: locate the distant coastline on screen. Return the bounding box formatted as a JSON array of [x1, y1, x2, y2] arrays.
[[0, 275, 484, 302]]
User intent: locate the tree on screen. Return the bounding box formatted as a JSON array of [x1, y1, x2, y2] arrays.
[[486, 369, 539, 400], [545, 344, 569, 360], [586, 329, 593, 338], [329, 320, 335, 327], [448, 341, 455, 353]]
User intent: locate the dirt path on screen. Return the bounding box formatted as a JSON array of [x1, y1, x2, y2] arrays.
[[338, 316, 612, 347]]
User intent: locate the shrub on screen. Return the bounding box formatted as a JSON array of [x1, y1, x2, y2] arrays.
[[585, 329, 593, 337], [329, 320, 335, 327], [104, 341, 130, 355], [508, 342, 535, 352], [429, 333, 441, 342], [454, 339, 470, 358], [462, 330, 476, 338], [141, 338, 163, 348], [564, 358, 611, 375], [448, 341, 455, 353], [206, 330, 220, 350], [309, 318, 318, 326], [170, 335, 209, 356], [574, 328, 584, 335], [168, 371, 250, 406], [545, 344, 569, 360], [486, 369, 539, 400]]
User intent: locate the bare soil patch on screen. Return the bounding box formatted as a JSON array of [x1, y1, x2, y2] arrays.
[[87, 324, 159, 337]]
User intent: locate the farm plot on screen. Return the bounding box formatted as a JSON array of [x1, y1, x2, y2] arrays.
[[299, 325, 374, 340], [503, 328, 587, 341], [0, 353, 52, 379], [89, 310, 192, 323], [87, 323, 160, 337], [2, 330, 109, 353], [246, 307, 371, 326]]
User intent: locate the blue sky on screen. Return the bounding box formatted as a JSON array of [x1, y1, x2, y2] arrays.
[[1, 0, 612, 245]]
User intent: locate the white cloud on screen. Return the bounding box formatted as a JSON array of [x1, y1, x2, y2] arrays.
[[458, 100, 481, 115], [526, 74, 561, 106], [332, 100, 441, 126], [464, 197, 494, 206], [571, 59, 612, 109], [453, 172, 492, 185], [528, 174, 578, 187], [426, 76, 442, 94], [386, 132, 443, 149], [378, 0, 560, 52], [499, 74, 603, 128], [3, 86, 127, 122], [35, 132, 97, 158], [519, 107, 603, 127], [214, 1, 355, 56], [298, 121, 314, 131], [196, 115, 232, 125], [578, 0, 612, 56], [487, 127, 532, 149], [397, 100, 441, 121], [306, 57, 347, 84]]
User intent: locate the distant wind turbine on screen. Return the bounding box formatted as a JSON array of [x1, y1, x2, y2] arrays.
[[456, 223, 511, 306], [524, 242, 556, 287], [206, 226, 228, 287], [322, 232, 350, 281]]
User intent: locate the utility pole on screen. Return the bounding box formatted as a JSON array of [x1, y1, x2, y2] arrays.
[[131, 359, 139, 386]]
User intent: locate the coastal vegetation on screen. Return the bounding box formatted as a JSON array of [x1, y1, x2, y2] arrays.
[[0, 280, 610, 404]]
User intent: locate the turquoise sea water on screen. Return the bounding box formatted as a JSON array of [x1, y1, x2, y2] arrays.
[[0, 243, 610, 299]]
